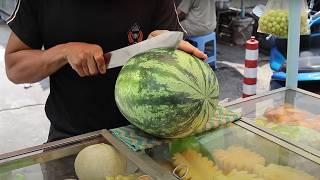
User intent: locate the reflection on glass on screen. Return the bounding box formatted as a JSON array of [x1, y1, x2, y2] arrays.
[[228, 89, 320, 153], [146, 124, 320, 179]]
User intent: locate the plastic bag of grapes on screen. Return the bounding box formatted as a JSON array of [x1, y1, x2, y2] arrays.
[[258, 0, 309, 38]]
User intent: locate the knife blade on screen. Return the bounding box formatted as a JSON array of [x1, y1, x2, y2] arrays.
[[105, 31, 184, 69]]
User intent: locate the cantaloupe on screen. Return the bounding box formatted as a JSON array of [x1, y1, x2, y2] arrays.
[[74, 143, 127, 180]]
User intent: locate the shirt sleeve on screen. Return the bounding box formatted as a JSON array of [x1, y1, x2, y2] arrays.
[[178, 0, 194, 14], [152, 0, 183, 31], [6, 0, 43, 49]]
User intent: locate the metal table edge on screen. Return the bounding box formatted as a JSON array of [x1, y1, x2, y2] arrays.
[[100, 130, 177, 180]]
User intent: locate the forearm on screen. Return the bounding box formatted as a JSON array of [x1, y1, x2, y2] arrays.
[[5, 44, 68, 84]]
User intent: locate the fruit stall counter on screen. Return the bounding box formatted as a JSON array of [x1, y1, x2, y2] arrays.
[[142, 87, 320, 179], [0, 130, 176, 180], [1, 88, 320, 180]]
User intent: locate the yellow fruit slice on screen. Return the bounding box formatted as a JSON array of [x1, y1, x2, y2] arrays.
[[215, 169, 262, 180], [213, 146, 265, 174], [172, 149, 222, 180], [255, 164, 317, 180]]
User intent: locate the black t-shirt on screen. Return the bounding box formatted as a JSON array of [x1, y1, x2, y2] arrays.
[[7, 0, 182, 137]]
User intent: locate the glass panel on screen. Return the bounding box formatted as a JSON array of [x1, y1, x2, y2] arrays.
[[226, 90, 287, 118], [0, 134, 150, 180], [0, 156, 141, 180], [146, 124, 320, 179], [227, 89, 320, 153]]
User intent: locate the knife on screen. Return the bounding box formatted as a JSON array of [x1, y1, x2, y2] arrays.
[[105, 31, 184, 69]]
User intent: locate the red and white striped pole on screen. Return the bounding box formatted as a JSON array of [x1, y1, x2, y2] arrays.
[[243, 36, 259, 98]]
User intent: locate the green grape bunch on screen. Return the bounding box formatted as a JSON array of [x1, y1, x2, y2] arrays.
[[259, 9, 308, 38]]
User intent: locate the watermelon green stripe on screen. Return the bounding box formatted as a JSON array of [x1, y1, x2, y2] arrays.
[[168, 103, 203, 137], [143, 51, 205, 90], [122, 55, 205, 96], [115, 48, 219, 138], [119, 67, 205, 102], [168, 58, 203, 90], [207, 76, 218, 98], [193, 56, 209, 95], [123, 57, 211, 97], [138, 67, 203, 96]]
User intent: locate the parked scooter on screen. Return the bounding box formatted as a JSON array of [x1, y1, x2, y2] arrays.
[[268, 2, 320, 90], [252, 1, 320, 91]]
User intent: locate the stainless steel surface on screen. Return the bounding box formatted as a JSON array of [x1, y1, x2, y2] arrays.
[[107, 31, 183, 69], [0, 130, 104, 162]]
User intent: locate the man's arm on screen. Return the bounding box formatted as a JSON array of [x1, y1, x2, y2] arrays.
[[5, 32, 106, 84], [177, 0, 193, 21]]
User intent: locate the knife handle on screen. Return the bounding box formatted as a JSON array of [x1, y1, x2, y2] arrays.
[[103, 53, 111, 69]]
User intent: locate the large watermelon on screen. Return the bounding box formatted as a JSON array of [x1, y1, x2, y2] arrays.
[[115, 48, 219, 138]]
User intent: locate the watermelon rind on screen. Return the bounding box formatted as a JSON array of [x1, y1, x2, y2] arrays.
[[115, 48, 219, 138]]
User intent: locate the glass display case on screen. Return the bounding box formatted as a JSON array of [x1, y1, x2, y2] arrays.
[[1, 88, 320, 180], [143, 88, 320, 179], [0, 130, 176, 180], [145, 123, 320, 179], [226, 88, 320, 158]]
